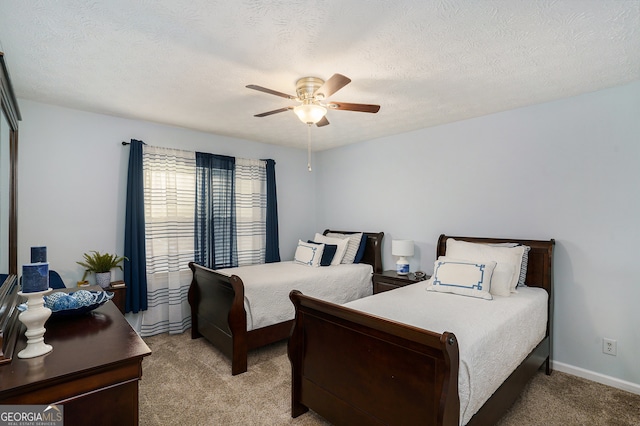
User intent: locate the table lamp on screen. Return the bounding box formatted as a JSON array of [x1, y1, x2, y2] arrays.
[[392, 240, 414, 275]]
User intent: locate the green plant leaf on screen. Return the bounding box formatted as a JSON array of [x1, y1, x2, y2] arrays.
[[76, 250, 129, 273]]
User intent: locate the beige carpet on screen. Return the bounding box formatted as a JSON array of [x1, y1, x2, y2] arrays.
[[139, 331, 640, 425]]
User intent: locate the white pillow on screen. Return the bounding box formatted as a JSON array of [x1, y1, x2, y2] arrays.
[[445, 238, 525, 297], [488, 242, 531, 289], [293, 240, 324, 267], [426, 256, 496, 300], [325, 232, 363, 264], [314, 233, 348, 265]]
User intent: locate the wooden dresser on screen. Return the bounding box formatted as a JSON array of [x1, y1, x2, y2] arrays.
[[0, 299, 151, 425]]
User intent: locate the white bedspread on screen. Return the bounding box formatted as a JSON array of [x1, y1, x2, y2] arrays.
[[343, 282, 547, 425], [217, 261, 373, 331]]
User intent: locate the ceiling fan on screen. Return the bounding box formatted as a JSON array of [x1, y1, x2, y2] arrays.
[[246, 73, 380, 127]]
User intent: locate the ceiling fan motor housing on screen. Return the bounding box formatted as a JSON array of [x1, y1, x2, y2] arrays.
[[296, 77, 325, 102]]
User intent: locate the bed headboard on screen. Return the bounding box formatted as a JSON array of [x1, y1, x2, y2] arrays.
[[323, 230, 384, 274], [437, 234, 555, 295]]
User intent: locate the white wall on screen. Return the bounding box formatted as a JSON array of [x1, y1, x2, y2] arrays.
[[17, 100, 316, 285], [316, 81, 640, 391]]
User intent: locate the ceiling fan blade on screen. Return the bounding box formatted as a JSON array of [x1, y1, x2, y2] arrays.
[[254, 107, 293, 117], [315, 74, 351, 98], [246, 85, 296, 100], [327, 102, 380, 113], [316, 116, 330, 127]]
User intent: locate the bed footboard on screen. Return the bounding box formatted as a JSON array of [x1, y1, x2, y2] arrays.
[[288, 290, 460, 426], [188, 262, 248, 375]]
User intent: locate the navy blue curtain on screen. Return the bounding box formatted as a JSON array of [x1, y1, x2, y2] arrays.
[[124, 139, 147, 313], [195, 153, 237, 269], [264, 159, 280, 263]]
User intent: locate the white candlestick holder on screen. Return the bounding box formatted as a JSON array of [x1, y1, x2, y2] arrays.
[[17, 289, 53, 359]]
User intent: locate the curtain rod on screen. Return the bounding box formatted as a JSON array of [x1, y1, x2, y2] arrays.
[[122, 141, 129, 145]]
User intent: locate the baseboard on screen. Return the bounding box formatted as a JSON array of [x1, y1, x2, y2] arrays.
[[552, 361, 640, 396]]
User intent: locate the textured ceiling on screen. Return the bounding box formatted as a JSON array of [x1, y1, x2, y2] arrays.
[[0, 0, 638, 151]]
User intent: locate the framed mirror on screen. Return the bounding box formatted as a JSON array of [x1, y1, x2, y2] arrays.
[[1, 51, 21, 363]]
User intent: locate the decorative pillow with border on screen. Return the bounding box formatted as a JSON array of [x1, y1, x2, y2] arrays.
[[426, 256, 496, 300], [446, 238, 524, 296], [325, 232, 363, 264], [307, 240, 337, 266], [314, 233, 349, 265], [293, 240, 324, 267]]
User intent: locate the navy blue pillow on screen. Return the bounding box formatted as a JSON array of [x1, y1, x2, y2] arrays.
[[354, 234, 368, 263], [307, 240, 337, 266]]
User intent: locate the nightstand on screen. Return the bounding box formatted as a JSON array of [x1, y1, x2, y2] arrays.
[[105, 281, 127, 314], [373, 270, 429, 294]]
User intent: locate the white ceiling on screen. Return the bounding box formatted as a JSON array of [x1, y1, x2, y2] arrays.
[[0, 1, 638, 151]]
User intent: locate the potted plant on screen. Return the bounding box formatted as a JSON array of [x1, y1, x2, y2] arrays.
[[77, 251, 128, 289]]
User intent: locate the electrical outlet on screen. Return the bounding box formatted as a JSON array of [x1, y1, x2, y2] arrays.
[[603, 338, 617, 356]]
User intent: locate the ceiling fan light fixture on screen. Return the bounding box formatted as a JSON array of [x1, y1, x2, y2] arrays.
[[293, 104, 327, 125]]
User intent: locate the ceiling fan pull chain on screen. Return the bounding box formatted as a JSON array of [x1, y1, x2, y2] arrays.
[[307, 124, 312, 172]]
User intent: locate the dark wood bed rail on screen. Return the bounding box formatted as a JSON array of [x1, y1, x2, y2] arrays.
[[289, 289, 460, 425]]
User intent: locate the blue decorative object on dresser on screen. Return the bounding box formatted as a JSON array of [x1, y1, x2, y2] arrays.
[[18, 290, 114, 317], [30, 246, 47, 263], [21, 263, 49, 293]]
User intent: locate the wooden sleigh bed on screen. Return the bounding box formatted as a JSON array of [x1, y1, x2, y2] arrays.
[[188, 230, 384, 375], [288, 234, 554, 426]]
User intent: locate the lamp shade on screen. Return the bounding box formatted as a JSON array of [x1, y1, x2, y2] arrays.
[[293, 104, 327, 124], [392, 240, 414, 257]]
